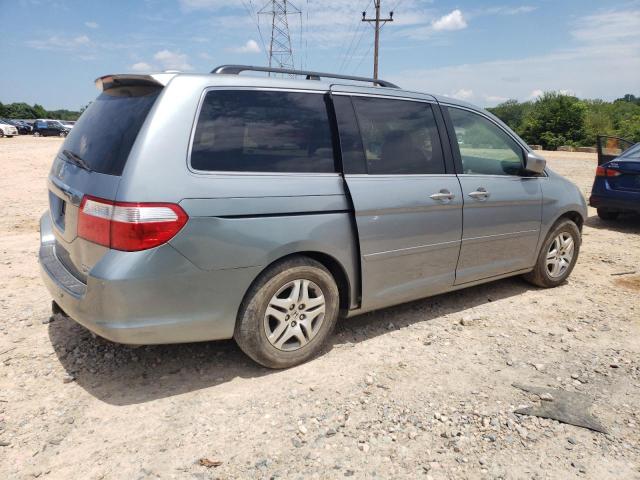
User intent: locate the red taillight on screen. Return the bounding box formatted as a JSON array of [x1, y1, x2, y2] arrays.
[[596, 166, 621, 177], [78, 196, 188, 251]]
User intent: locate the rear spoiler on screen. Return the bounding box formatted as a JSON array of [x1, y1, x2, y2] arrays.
[[94, 73, 177, 92]]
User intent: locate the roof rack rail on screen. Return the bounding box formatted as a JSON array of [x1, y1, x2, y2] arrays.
[[211, 65, 399, 89]]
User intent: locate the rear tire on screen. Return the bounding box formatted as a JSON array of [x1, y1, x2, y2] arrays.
[[33, 131, 40, 137], [234, 256, 340, 369], [597, 208, 619, 221], [524, 219, 581, 288], [59, 131, 66, 138], [0, 131, 4, 138]]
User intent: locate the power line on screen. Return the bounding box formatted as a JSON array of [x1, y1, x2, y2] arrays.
[[339, 22, 364, 73], [338, 0, 373, 73], [352, 18, 389, 75], [304, 0, 309, 69], [361, 0, 394, 79], [343, 25, 368, 73], [242, 0, 269, 63], [353, 40, 375, 74]]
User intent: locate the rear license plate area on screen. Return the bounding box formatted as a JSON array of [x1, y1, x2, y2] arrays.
[[49, 191, 66, 231]]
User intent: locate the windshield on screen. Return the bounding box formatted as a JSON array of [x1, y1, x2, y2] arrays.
[[61, 85, 160, 176]]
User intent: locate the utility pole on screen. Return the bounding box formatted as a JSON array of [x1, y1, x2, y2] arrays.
[[362, 0, 394, 79], [259, 0, 300, 73]]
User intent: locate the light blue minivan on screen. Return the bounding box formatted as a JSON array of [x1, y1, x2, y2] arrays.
[[40, 65, 587, 368]]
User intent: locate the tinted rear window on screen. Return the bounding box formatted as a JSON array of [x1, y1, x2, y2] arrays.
[[190, 90, 336, 173], [62, 86, 160, 176]]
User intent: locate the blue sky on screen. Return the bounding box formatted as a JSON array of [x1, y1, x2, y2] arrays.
[[1, 0, 639, 110]]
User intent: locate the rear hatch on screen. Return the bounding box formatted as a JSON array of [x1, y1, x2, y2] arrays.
[[606, 144, 640, 192], [48, 76, 163, 281]]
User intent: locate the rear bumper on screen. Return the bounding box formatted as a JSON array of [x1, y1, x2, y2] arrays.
[[589, 194, 640, 213], [39, 212, 260, 344]]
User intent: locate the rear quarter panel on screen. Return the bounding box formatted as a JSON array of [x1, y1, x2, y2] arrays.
[[116, 76, 361, 314]]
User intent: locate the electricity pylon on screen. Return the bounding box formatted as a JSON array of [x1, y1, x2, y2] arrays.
[[259, 0, 300, 71]]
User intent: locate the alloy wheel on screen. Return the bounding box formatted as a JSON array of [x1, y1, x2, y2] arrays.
[[263, 279, 326, 352], [546, 232, 574, 278]]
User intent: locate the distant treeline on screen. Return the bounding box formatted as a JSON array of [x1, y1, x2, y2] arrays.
[[0, 102, 83, 121], [488, 93, 640, 150], [2, 93, 639, 150]]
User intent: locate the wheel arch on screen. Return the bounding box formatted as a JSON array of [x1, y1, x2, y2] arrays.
[[238, 251, 353, 319], [556, 210, 584, 232]]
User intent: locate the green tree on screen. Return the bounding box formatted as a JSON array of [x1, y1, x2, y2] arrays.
[[487, 99, 532, 134], [583, 100, 615, 146], [617, 114, 640, 143], [520, 92, 586, 150], [617, 94, 640, 105]]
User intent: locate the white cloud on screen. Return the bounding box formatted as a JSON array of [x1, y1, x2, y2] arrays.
[[399, 8, 468, 39], [228, 39, 261, 54], [484, 94, 509, 104], [26, 34, 92, 51], [432, 9, 467, 31], [448, 88, 474, 100], [128, 49, 194, 73], [389, 7, 640, 106], [529, 89, 544, 100], [485, 6, 537, 16], [130, 62, 153, 72], [179, 0, 237, 9], [153, 49, 193, 71], [571, 9, 640, 43], [84, 21, 99, 28]]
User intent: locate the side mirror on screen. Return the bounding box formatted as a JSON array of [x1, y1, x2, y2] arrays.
[[525, 151, 546, 174]]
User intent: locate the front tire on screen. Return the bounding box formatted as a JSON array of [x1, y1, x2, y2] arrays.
[[524, 219, 581, 288], [597, 208, 619, 221], [235, 256, 340, 369]]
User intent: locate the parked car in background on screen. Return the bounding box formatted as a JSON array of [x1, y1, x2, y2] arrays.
[[0, 118, 30, 135], [590, 141, 640, 220], [32, 119, 69, 137], [0, 119, 19, 137], [15, 120, 33, 134], [39, 65, 587, 368], [60, 121, 76, 130]]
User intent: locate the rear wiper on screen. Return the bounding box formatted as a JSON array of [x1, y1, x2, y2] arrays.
[[62, 150, 92, 172]]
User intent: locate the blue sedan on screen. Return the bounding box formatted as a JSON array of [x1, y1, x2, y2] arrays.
[[590, 142, 640, 220]]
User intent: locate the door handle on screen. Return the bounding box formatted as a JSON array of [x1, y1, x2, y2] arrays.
[[430, 190, 455, 201], [468, 188, 490, 200]]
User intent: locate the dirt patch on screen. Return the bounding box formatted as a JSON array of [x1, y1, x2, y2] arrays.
[[0, 138, 639, 479], [615, 275, 640, 292]]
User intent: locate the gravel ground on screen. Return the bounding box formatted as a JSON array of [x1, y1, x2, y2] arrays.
[[0, 136, 639, 479]]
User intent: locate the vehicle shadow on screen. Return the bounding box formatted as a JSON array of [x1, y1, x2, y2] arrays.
[[584, 213, 640, 233], [49, 276, 535, 406]]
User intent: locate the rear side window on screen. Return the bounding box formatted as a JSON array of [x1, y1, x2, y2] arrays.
[[191, 90, 336, 173], [352, 97, 445, 175], [62, 86, 160, 176]]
